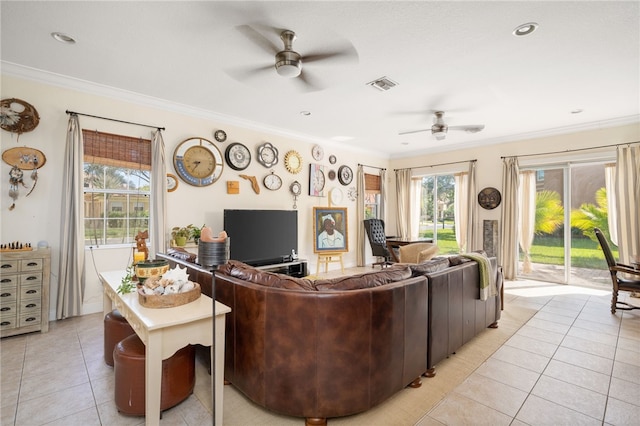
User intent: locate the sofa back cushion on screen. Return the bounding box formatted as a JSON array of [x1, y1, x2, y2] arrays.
[[217, 260, 316, 291], [314, 264, 412, 291], [409, 257, 450, 276]]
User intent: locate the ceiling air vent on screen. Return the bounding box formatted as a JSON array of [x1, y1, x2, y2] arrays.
[[367, 76, 398, 92]]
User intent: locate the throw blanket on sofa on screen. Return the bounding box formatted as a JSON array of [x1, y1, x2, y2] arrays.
[[461, 252, 496, 301]]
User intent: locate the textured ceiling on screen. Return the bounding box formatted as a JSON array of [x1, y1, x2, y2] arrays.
[[1, 1, 639, 158]]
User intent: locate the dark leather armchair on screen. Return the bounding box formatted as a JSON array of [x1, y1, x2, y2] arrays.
[[363, 219, 394, 268], [594, 228, 640, 313]]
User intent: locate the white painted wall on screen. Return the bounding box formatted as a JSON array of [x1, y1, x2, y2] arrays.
[[2, 73, 638, 319]]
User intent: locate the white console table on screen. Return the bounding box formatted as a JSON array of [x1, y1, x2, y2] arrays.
[[100, 270, 230, 426]]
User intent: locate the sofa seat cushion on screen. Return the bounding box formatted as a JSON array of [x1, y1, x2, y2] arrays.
[[409, 257, 450, 276], [314, 264, 412, 291], [218, 260, 316, 291]]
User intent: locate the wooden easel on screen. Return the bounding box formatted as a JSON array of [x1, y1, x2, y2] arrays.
[[316, 252, 344, 274]]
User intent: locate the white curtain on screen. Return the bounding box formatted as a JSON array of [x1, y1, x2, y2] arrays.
[[453, 161, 477, 253], [614, 144, 640, 264], [518, 170, 536, 274], [454, 172, 469, 252], [57, 114, 84, 319], [409, 177, 421, 239], [466, 161, 478, 251], [395, 169, 412, 238], [500, 157, 520, 279], [379, 168, 386, 222], [150, 129, 167, 258], [356, 165, 366, 266], [604, 163, 618, 246]]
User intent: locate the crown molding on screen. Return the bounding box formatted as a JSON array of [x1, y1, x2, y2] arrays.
[[1, 61, 384, 158]]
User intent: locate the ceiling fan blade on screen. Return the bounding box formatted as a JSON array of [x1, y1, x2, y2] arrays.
[[295, 70, 324, 92], [303, 44, 359, 65], [235, 24, 280, 55], [398, 128, 431, 136], [224, 64, 274, 82], [448, 125, 485, 133]]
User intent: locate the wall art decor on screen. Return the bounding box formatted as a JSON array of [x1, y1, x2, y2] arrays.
[[0, 98, 40, 138], [313, 206, 348, 253], [309, 163, 326, 197], [2, 146, 46, 210]]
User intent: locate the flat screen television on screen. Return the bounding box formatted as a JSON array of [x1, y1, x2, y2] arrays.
[[223, 209, 298, 266]]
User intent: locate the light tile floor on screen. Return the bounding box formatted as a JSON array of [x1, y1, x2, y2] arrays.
[[1, 275, 639, 425]]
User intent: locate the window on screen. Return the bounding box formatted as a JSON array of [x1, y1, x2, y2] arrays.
[[418, 174, 458, 254], [83, 130, 151, 246], [364, 173, 381, 219]]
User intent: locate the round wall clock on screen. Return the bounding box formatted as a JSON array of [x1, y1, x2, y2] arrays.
[[225, 142, 251, 171], [338, 165, 353, 185], [478, 187, 502, 210], [312, 144, 324, 161], [166, 173, 178, 192], [263, 171, 283, 191], [290, 180, 302, 196], [173, 137, 224, 187], [257, 142, 279, 168], [347, 186, 357, 201], [213, 129, 227, 142], [328, 155, 337, 164], [284, 150, 303, 174]]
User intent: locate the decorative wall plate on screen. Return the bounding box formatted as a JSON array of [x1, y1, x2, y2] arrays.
[[330, 187, 343, 205], [284, 150, 303, 174], [478, 187, 502, 210], [328, 170, 336, 181], [173, 137, 224, 186], [257, 142, 279, 168], [328, 155, 337, 164], [225, 142, 251, 171], [0, 98, 40, 134]]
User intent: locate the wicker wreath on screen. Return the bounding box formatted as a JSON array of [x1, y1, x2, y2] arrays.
[[0, 98, 40, 134]]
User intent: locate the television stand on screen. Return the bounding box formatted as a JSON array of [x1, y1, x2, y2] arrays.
[[256, 260, 308, 278]]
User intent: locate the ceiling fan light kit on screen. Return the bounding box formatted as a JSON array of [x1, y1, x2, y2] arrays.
[[399, 110, 485, 141], [275, 30, 302, 78]]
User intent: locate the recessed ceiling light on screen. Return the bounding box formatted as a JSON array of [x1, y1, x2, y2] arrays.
[[51, 32, 76, 44], [300, 111, 311, 116], [512, 22, 538, 37]]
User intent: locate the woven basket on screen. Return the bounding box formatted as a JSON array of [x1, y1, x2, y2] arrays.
[[137, 282, 201, 308]]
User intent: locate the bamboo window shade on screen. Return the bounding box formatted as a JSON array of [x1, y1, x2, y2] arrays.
[[82, 130, 151, 170], [364, 173, 381, 193]]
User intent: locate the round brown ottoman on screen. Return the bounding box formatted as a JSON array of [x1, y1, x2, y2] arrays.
[[113, 333, 196, 416], [104, 309, 135, 366]]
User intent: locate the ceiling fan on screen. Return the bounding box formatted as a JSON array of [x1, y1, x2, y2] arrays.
[[227, 25, 358, 91], [399, 111, 485, 141]]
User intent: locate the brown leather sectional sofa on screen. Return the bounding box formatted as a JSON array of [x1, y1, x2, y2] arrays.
[[157, 253, 502, 425]]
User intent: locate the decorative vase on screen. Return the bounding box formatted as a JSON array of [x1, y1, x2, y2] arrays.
[[175, 236, 187, 247]]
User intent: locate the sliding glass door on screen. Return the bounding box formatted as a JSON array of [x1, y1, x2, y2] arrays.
[[518, 161, 614, 287]]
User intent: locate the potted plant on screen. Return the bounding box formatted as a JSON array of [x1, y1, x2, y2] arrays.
[[171, 225, 195, 247], [191, 224, 204, 245]]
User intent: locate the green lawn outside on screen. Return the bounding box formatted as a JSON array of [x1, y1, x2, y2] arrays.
[[421, 226, 614, 270]]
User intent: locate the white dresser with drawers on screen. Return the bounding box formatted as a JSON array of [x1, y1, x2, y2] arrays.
[[0, 248, 50, 338]]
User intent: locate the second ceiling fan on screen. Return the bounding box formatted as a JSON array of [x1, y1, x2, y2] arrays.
[[399, 111, 485, 140]]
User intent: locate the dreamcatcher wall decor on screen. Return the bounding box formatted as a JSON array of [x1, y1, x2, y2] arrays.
[[0, 98, 40, 141], [2, 147, 46, 210]]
